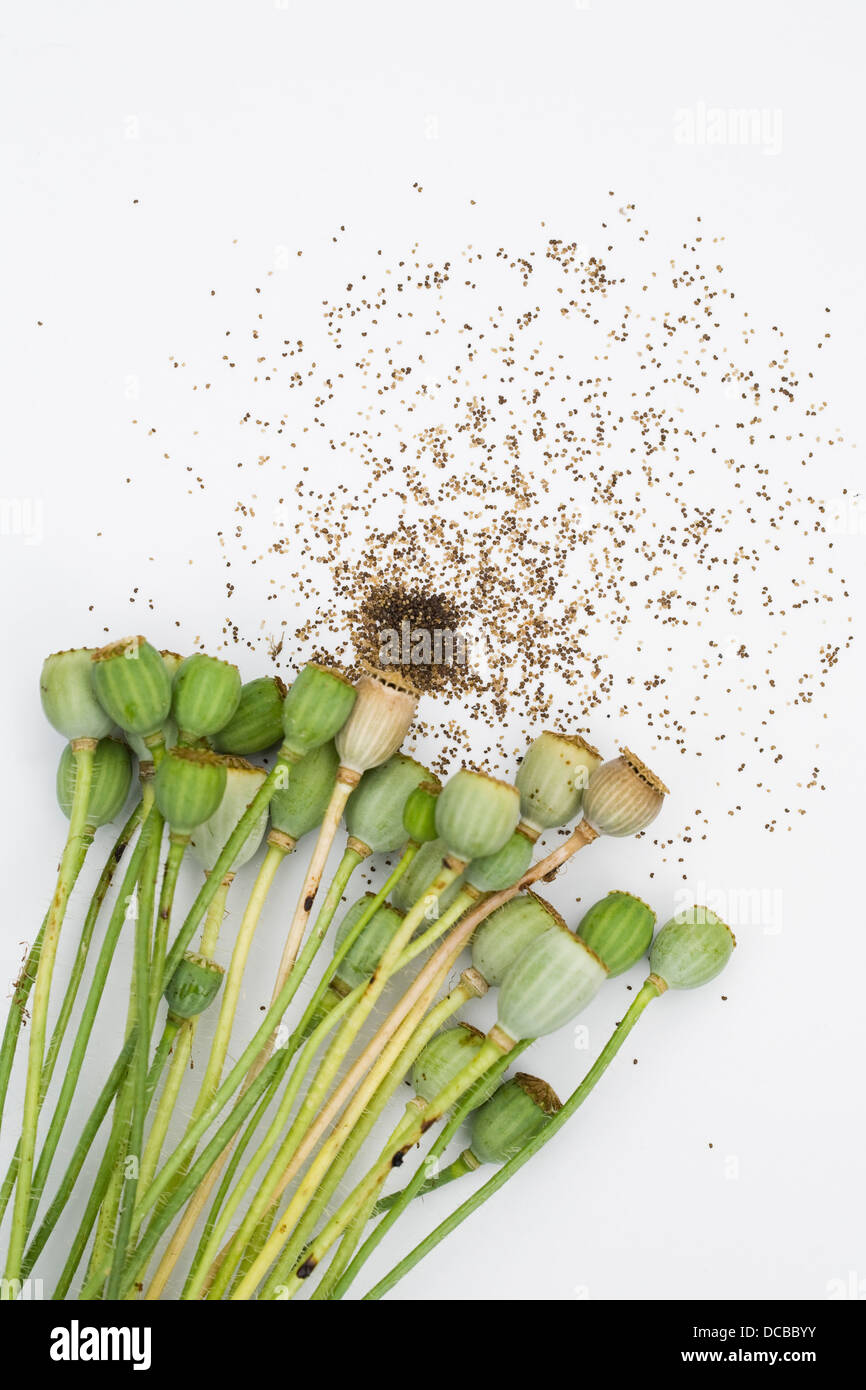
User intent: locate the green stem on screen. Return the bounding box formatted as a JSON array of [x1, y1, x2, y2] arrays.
[[313, 1095, 477, 1300], [361, 980, 662, 1300], [0, 922, 46, 1141], [53, 1124, 118, 1301], [79, 843, 418, 1300], [3, 741, 95, 1292], [178, 848, 418, 1299], [149, 833, 188, 1018], [330, 1048, 526, 1300], [282, 1049, 524, 1302], [371, 1151, 476, 1216], [137, 1020, 188, 1197], [251, 1030, 511, 1300], [189, 1077, 281, 1280], [91, 1051, 286, 1301], [85, 1083, 133, 1296], [0, 801, 141, 1226], [23, 1046, 131, 1281], [198, 877, 230, 959], [23, 759, 292, 1269], [41, 807, 142, 1099], [259, 974, 477, 1300], [187, 985, 364, 1301], [105, 808, 164, 1299], [193, 843, 289, 1117], [230, 878, 475, 1299], [49, 1024, 179, 1300], [112, 877, 229, 1289], [21, 815, 153, 1242]]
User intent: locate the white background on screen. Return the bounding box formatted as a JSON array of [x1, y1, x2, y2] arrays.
[[1, 0, 864, 1302]]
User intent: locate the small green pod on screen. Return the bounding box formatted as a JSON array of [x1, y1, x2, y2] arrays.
[[497, 929, 608, 1043], [212, 677, 287, 755], [471, 891, 565, 987], [189, 757, 269, 873], [171, 653, 242, 742], [56, 737, 133, 827], [333, 895, 405, 989], [465, 830, 533, 893], [577, 890, 656, 977], [435, 770, 520, 864], [270, 740, 339, 841], [154, 747, 228, 836], [345, 755, 432, 853], [470, 1073, 562, 1165], [390, 838, 466, 915], [281, 663, 357, 760], [516, 732, 602, 832], [90, 636, 172, 739], [164, 952, 225, 1019], [583, 748, 668, 838], [650, 906, 735, 989], [402, 780, 442, 845], [412, 1024, 500, 1111], [40, 649, 114, 741]]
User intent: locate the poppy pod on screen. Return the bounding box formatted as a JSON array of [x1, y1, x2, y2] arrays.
[[335, 669, 418, 776], [269, 740, 339, 842], [333, 895, 405, 991], [412, 1025, 500, 1111], [649, 906, 735, 989], [390, 837, 467, 915], [469, 1074, 562, 1166], [435, 770, 520, 866], [281, 663, 357, 760], [56, 737, 133, 828], [164, 952, 225, 1020], [212, 676, 287, 755], [90, 636, 172, 740], [189, 757, 269, 873], [402, 780, 441, 845], [345, 755, 434, 854], [464, 829, 534, 894], [496, 928, 608, 1044], [516, 732, 602, 832], [471, 891, 566, 987], [40, 649, 114, 742], [154, 748, 228, 836], [171, 653, 242, 743], [577, 891, 656, 977], [583, 748, 668, 838]]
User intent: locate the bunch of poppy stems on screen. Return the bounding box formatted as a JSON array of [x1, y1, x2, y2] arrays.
[[0, 639, 735, 1301]]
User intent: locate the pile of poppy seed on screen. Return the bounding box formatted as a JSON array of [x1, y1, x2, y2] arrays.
[[122, 192, 853, 846]]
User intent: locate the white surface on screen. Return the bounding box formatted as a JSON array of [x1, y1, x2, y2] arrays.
[[1, 0, 864, 1301]]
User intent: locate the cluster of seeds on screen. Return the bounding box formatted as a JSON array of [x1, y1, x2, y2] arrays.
[[121, 192, 852, 844]]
